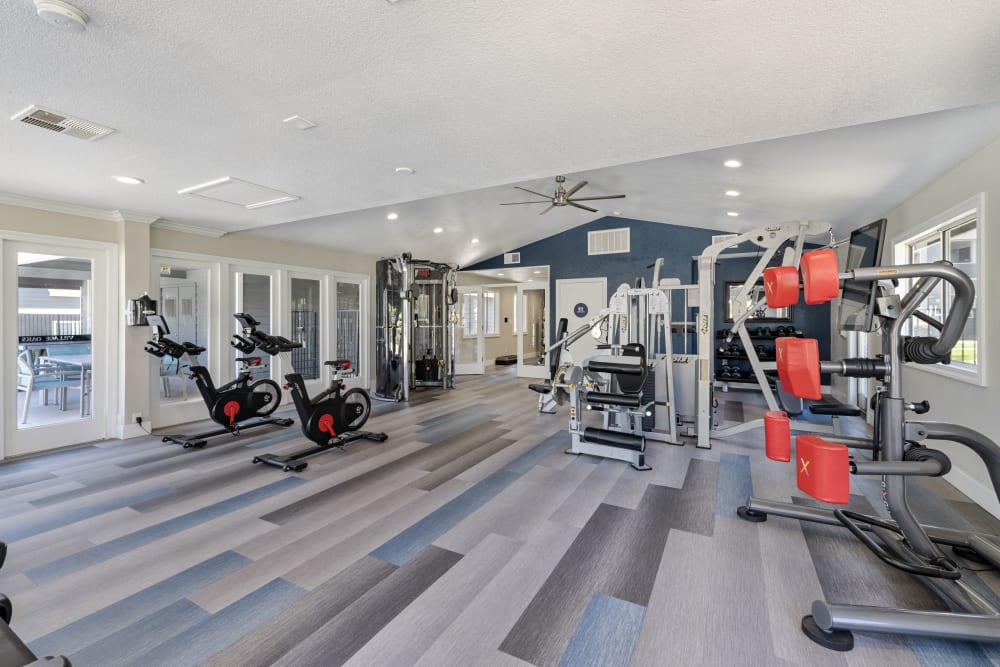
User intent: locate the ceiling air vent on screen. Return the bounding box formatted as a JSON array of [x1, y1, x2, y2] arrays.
[[588, 228, 630, 256], [11, 105, 115, 141], [503, 252, 521, 265]]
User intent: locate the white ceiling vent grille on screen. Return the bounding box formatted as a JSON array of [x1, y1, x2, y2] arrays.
[[503, 252, 521, 265], [712, 233, 739, 245], [11, 105, 115, 141], [178, 177, 300, 210], [588, 228, 630, 255]]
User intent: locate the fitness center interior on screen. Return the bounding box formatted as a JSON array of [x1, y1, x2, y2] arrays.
[[2, 3, 1000, 666]]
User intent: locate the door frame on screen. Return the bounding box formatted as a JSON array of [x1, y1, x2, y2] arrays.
[[555, 276, 607, 362], [455, 286, 484, 374], [2, 235, 118, 458], [517, 281, 550, 379]]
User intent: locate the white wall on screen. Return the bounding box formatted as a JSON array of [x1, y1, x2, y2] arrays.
[[0, 201, 379, 452], [873, 135, 1000, 514]]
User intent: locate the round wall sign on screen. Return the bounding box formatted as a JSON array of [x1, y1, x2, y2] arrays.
[[573, 302, 589, 318]]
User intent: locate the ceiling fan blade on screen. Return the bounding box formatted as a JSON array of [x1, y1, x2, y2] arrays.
[[539, 205, 555, 215], [565, 180, 588, 198], [514, 186, 554, 199], [499, 200, 552, 205], [569, 201, 598, 213], [568, 194, 627, 201]]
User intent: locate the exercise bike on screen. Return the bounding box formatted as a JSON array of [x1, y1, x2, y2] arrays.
[[253, 355, 388, 472], [144, 314, 296, 448]]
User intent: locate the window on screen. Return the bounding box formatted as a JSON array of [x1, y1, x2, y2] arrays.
[[462, 293, 479, 337], [895, 195, 982, 384], [484, 290, 499, 335]]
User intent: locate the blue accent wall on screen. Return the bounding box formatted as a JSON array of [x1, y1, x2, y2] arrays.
[[466, 217, 720, 342], [466, 216, 830, 362]]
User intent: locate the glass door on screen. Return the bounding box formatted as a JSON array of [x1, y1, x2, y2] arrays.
[[288, 274, 323, 389], [233, 270, 275, 381], [335, 278, 365, 388], [517, 284, 549, 379], [5, 241, 110, 455], [455, 287, 484, 374]]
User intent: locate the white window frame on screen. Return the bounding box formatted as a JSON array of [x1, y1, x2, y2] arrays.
[[893, 193, 985, 387]]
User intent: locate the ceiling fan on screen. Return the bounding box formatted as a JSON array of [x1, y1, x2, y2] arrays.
[[500, 175, 626, 214]]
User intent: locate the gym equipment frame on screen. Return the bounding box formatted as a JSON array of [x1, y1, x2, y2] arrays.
[[740, 247, 1000, 650]]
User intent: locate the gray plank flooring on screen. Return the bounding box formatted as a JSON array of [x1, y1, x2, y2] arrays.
[[0, 366, 997, 666]]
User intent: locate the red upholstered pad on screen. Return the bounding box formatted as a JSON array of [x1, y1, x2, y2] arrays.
[[776, 337, 822, 400], [763, 266, 800, 308], [801, 248, 840, 305], [796, 435, 850, 504], [764, 411, 791, 462]]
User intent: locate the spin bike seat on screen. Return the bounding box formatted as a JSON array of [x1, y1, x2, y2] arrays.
[[324, 359, 352, 369], [235, 356, 263, 366]]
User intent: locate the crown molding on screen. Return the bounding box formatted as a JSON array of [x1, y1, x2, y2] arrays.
[[151, 219, 228, 238], [0, 191, 121, 222], [111, 210, 160, 225]]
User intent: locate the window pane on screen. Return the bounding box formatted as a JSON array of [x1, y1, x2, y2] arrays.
[[947, 221, 977, 367], [239, 274, 272, 379], [336, 281, 361, 372], [17, 253, 93, 428], [291, 278, 321, 380], [158, 263, 210, 404]]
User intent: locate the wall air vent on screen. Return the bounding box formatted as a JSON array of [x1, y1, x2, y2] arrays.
[[588, 227, 630, 255], [503, 252, 521, 265], [712, 233, 739, 245], [178, 177, 300, 210], [11, 105, 115, 141]]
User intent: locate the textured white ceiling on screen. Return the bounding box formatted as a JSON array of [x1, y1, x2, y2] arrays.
[[2, 0, 1000, 242], [249, 104, 1000, 266]]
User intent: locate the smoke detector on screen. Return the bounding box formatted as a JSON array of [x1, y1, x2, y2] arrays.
[[34, 1, 89, 32]]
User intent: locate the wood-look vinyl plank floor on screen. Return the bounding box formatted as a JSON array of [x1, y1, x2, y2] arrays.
[[1, 366, 997, 665]]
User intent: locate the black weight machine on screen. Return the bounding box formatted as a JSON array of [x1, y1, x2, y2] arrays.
[[144, 313, 295, 448], [249, 328, 388, 472]]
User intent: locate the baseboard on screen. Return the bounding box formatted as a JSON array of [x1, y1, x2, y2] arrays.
[[119, 422, 150, 440], [945, 465, 1000, 520]]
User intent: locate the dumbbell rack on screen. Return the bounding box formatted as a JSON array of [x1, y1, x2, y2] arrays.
[[715, 328, 803, 391]]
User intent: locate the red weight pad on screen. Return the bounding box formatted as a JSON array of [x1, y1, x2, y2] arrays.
[[801, 248, 840, 305], [796, 435, 850, 504], [776, 337, 821, 400], [764, 410, 791, 462], [763, 266, 800, 309]]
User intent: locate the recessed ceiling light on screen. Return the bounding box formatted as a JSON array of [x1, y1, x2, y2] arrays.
[[527, 279, 533, 282], [533, 270, 541, 274], [612, 210, 623, 216], [497, 273, 504, 277], [113, 175, 144, 185], [433, 227, 443, 234], [727, 211, 739, 217], [471, 238, 480, 244], [395, 167, 415, 175], [725, 190, 740, 197], [724, 160, 742, 168], [386, 212, 399, 220]]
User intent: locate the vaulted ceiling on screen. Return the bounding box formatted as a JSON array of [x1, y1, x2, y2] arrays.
[[3, 1, 1000, 264]]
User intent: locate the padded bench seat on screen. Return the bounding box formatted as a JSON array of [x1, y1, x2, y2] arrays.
[[586, 360, 643, 375]]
